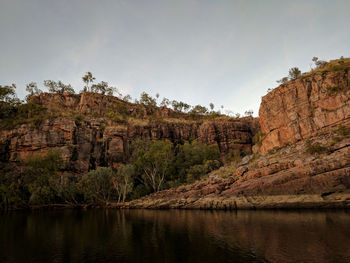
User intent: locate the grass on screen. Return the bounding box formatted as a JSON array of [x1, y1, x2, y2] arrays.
[[306, 142, 327, 155], [326, 85, 344, 95], [127, 117, 149, 126], [268, 146, 282, 155], [253, 131, 264, 146], [301, 57, 350, 78], [306, 139, 328, 155]]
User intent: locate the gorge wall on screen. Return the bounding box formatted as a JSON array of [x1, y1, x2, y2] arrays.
[[259, 66, 350, 154], [120, 59, 350, 209], [0, 93, 259, 173]]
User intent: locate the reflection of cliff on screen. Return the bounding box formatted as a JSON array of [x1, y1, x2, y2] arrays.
[[128, 210, 350, 263]]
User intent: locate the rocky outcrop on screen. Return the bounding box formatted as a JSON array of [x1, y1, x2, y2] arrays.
[[119, 59, 350, 209], [259, 67, 350, 154], [0, 93, 259, 172], [120, 134, 350, 209]]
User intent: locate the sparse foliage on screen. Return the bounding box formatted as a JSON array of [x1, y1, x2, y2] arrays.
[[140, 92, 157, 106], [82, 72, 95, 92], [288, 67, 301, 80], [244, 110, 253, 117], [25, 82, 42, 100], [113, 164, 135, 202], [276, 77, 289, 84], [44, 80, 75, 94], [312, 57, 327, 69]]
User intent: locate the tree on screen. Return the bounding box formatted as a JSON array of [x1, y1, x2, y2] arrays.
[[82, 72, 95, 92], [43, 80, 57, 93], [312, 57, 327, 69], [276, 77, 289, 84], [133, 140, 174, 192], [140, 92, 156, 106], [57, 81, 75, 94], [44, 80, 74, 94], [174, 141, 221, 183], [190, 105, 208, 115], [209, 103, 214, 111], [113, 164, 135, 202], [171, 100, 190, 112], [244, 110, 253, 117], [160, 98, 170, 107], [288, 67, 301, 80], [171, 100, 181, 111], [123, 94, 132, 102], [79, 167, 116, 205], [25, 82, 42, 100], [107, 86, 120, 97], [0, 84, 21, 119], [0, 84, 19, 104], [56, 173, 81, 205], [24, 150, 63, 205]]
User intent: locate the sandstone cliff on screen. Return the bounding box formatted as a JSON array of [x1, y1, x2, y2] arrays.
[[259, 62, 350, 154], [0, 93, 258, 173], [119, 58, 350, 209]]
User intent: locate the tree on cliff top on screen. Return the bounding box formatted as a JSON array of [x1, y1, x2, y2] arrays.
[[140, 92, 157, 107], [0, 84, 21, 119], [44, 80, 75, 94], [82, 72, 95, 92], [312, 57, 327, 69], [288, 67, 301, 80], [25, 82, 42, 101], [91, 81, 120, 96]]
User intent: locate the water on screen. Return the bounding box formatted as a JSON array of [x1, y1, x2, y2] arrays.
[[1, 209, 350, 263]]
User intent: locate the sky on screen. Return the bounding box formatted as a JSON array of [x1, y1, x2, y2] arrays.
[[0, 0, 349, 116]]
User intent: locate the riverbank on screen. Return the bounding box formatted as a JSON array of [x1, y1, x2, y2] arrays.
[[115, 192, 350, 210]]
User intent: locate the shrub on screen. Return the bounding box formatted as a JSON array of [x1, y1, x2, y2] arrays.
[[253, 131, 264, 146], [79, 167, 117, 205], [337, 125, 350, 137], [306, 142, 327, 155], [288, 67, 302, 80], [326, 85, 343, 94]]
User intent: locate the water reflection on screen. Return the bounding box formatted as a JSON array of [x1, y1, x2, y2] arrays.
[[1, 209, 349, 263]]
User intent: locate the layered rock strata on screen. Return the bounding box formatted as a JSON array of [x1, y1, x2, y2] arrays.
[[259, 67, 350, 154], [120, 134, 350, 209], [0, 93, 258, 172], [120, 60, 350, 209]]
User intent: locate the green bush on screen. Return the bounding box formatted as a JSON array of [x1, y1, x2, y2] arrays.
[[79, 167, 117, 205]]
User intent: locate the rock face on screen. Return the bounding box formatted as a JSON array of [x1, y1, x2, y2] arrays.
[[259, 68, 350, 154], [0, 93, 259, 173], [119, 59, 350, 209], [120, 131, 350, 209]]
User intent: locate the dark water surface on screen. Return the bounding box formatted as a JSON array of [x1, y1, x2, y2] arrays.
[[1, 209, 350, 263]]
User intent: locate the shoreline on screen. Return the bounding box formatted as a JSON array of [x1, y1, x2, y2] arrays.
[[2, 192, 350, 211]]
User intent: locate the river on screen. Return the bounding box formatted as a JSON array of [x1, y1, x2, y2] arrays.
[[1, 209, 350, 262]]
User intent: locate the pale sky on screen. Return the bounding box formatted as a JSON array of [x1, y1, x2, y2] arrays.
[[1, 0, 349, 116]]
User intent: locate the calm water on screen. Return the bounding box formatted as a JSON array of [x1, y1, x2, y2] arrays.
[[1, 209, 350, 263]]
